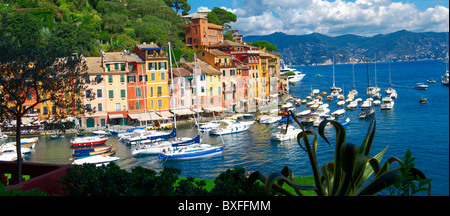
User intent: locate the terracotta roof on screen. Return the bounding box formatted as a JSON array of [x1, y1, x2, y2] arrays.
[[125, 53, 144, 63], [85, 57, 103, 74], [172, 67, 192, 77], [183, 59, 221, 75], [207, 40, 244, 48], [136, 43, 162, 50], [102, 52, 126, 62], [209, 49, 230, 56]]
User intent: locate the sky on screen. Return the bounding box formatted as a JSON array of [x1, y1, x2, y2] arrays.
[[187, 0, 449, 36]]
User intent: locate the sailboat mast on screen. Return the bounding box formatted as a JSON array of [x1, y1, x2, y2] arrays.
[[374, 54, 377, 88], [168, 42, 176, 129], [366, 56, 371, 88], [388, 61, 392, 88], [352, 62, 355, 90], [194, 53, 200, 135], [332, 56, 336, 88]]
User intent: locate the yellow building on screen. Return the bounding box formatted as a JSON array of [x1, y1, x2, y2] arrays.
[[134, 43, 170, 113]]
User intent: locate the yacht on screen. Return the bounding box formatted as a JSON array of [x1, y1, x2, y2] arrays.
[[281, 61, 305, 82], [442, 71, 449, 86], [380, 97, 395, 110], [198, 120, 221, 132], [270, 125, 303, 141], [414, 83, 428, 90], [209, 120, 254, 135]]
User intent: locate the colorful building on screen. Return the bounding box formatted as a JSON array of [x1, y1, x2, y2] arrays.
[[82, 56, 107, 128], [184, 15, 224, 49], [134, 43, 173, 121], [125, 53, 147, 124], [102, 52, 129, 126]]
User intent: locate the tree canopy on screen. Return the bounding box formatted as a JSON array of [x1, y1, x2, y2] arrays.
[[248, 41, 278, 51]]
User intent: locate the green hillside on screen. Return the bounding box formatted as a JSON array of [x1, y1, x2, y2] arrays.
[[0, 0, 188, 56]]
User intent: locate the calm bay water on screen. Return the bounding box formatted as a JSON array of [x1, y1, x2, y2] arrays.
[[10, 60, 448, 196]]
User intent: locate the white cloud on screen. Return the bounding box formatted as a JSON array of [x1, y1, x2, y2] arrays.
[[231, 0, 449, 36]]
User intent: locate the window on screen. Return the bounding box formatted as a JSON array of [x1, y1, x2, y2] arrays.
[[86, 104, 91, 112], [218, 86, 221, 95], [108, 75, 113, 83], [210, 87, 213, 96], [128, 64, 134, 72], [157, 86, 162, 95], [98, 103, 102, 112], [151, 100, 154, 108], [136, 102, 141, 110], [97, 89, 102, 98], [114, 63, 119, 70], [151, 73, 156, 81], [222, 70, 225, 76], [43, 107, 48, 115], [148, 62, 157, 70], [159, 62, 166, 70], [52, 106, 57, 115], [210, 98, 213, 104], [106, 64, 110, 72], [181, 99, 184, 106], [120, 89, 126, 98], [101, 119, 105, 127], [120, 63, 125, 71], [136, 87, 141, 97], [127, 75, 136, 82], [120, 75, 125, 82], [161, 72, 165, 80], [150, 86, 154, 95], [85, 90, 91, 98], [109, 90, 114, 98], [96, 75, 102, 83], [115, 103, 120, 111], [157, 99, 162, 108]]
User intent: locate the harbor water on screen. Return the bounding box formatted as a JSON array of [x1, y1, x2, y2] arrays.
[[8, 60, 449, 196]]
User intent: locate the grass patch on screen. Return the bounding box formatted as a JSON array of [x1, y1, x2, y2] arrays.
[[180, 176, 317, 196]]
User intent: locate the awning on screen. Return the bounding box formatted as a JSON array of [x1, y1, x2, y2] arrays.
[[203, 106, 225, 112], [157, 111, 173, 118], [172, 109, 195, 116], [128, 112, 168, 121], [108, 114, 124, 119]]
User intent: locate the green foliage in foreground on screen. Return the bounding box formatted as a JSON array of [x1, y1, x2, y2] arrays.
[[60, 164, 269, 196], [249, 111, 431, 196]]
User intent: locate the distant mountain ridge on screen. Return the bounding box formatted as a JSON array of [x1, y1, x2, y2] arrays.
[[244, 30, 449, 66]]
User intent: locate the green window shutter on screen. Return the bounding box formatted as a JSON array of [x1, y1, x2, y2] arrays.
[[121, 89, 126, 98], [109, 90, 114, 98]]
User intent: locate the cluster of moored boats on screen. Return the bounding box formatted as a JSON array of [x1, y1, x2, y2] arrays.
[[0, 137, 38, 161]]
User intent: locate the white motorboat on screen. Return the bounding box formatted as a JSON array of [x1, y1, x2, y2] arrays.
[[442, 71, 449, 86], [270, 125, 303, 141], [72, 154, 120, 166], [0, 148, 20, 161], [198, 120, 221, 132], [380, 97, 395, 110], [354, 98, 363, 103], [313, 115, 334, 127], [316, 104, 330, 115], [258, 115, 282, 124], [331, 109, 346, 117], [296, 109, 311, 117], [347, 101, 358, 110], [373, 100, 381, 106], [337, 100, 345, 106], [209, 120, 254, 135], [312, 89, 320, 95], [281, 62, 306, 82], [414, 83, 428, 90], [361, 99, 372, 109], [301, 114, 320, 125]]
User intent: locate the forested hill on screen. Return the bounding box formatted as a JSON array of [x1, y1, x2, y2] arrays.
[[0, 0, 187, 57], [244, 30, 449, 66]]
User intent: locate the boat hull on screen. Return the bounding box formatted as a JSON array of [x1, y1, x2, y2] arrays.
[[158, 146, 224, 160]]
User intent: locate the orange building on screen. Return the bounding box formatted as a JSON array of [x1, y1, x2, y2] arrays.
[[185, 15, 224, 49]]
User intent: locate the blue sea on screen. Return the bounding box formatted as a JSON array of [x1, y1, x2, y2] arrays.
[[20, 60, 449, 196]]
